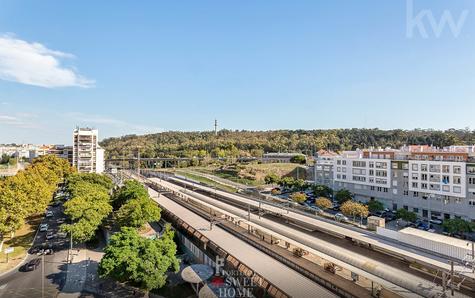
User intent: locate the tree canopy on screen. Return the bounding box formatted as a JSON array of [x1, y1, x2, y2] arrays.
[[315, 197, 332, 210], [340, 201, 369, 220], [367, 200, 384, 213], [100, 128, 475, 159], [0, 155, 73, 238], [395, 209, 417, 223], [290, 192, 307, 204], [335, 189, 353, 204], [312, 185, 333, 198], [443, 218, 474, 235], [98, 226, 179, 290], [61, 173, 113, 242]]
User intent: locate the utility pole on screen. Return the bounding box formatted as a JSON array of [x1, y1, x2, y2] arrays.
[[137, 146, 141, 176], [214, 119, 218, 136], [42, 253, 45, 298]]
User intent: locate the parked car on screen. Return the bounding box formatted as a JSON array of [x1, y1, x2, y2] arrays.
[[56, 218, 65, 224], [416, 222, 429, 231], [23, 258, 41, 271], [39, 224, 48, 232], [45, 211, 53, 218], [430, 218, 443, 225], [334, 213, 349, 222], [46, 231, 55, 240]]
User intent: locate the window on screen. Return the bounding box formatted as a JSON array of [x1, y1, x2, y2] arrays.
[[370, 186, 375, 191], [430, 165, 441, 173], [404, 190, 409, 196], [413, 208, 419, 213], [421, 164, 428, 172], [421, 183, 428, 189], [403, 205, 408, 210], [342, 160, 347, 165], [442, 165, 450, 173], [376, 170, 387, 177], [421, 173, 428, 181], [403, 163, 409, 170], [376, 162, 387, 169], [453, 186, 462, 193], [369, 169, 374, 176], [412, 173, 419, 180], [469, 177, 475, 185], [453, 176, 461, 185], [413, 192, 419, 197], [337, 160, 341, 165], [412, 164, 419, 171], [412, 182, 418, 188], [442, 185, 450, 192], [442, 175, 450, 184], [353, 161, 366, 168], [453, 166, 461, 174], [468, 166, 475, 174], [369, 162, 374, 168], [392, 162, 398, 169]]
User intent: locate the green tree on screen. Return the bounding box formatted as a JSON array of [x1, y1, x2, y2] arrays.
[[278, 176, 295, 189], [315, 197, 332, 210], [290, 192, 307, 204], [335, 189, 353, 204], [98, 226, 179, 290], [112, 180, 149, 209], [395, 209, 417, 223], [62, 173, 113, 242], [116, 197, 161, 229], [367, 200, 384, 213], [290, 155, 306, 164], [312, 185, 333, 198], [264, 173, 280, 185], [443, 218, 474, 236], [292, 179, 307, 191]]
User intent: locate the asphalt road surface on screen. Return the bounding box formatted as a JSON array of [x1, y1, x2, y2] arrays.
[[0, 203, 70, 298]]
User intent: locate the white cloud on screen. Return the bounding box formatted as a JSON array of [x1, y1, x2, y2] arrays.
[[0, 113, 38, 128], [66, 113, 162, 135], [0, 34, 94, 88]]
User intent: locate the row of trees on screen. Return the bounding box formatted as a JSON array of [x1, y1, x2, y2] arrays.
[[0, 155, 73, 240], [61, 173, 114, 243], [100, 128, 475, 159]]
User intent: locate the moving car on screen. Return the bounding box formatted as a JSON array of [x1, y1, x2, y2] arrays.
[[23, 258, 41, 271], [39, 224, 48, 232]]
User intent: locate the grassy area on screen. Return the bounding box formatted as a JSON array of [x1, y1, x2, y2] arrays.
[[192, 162, 307, 186], [0, 216, 41, 273], [175, 170, 238, 193]]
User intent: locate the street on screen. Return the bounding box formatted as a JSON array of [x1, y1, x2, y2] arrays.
[[0, 204, 70, 298]]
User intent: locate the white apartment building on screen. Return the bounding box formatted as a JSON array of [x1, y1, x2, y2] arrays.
[[72, 128, 104, 173], [315, 146, 475, 221]]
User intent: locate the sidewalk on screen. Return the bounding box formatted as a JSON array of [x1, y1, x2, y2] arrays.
[[58, 249, 89, 298]]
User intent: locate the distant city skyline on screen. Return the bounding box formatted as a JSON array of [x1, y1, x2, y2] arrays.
[[1, 1, 475, 144]]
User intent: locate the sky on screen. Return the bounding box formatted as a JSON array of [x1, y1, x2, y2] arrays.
[[0, 0, 474, 144]]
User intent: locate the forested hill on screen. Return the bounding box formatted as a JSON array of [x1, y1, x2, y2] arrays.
[[100, 129, 475, 159]]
